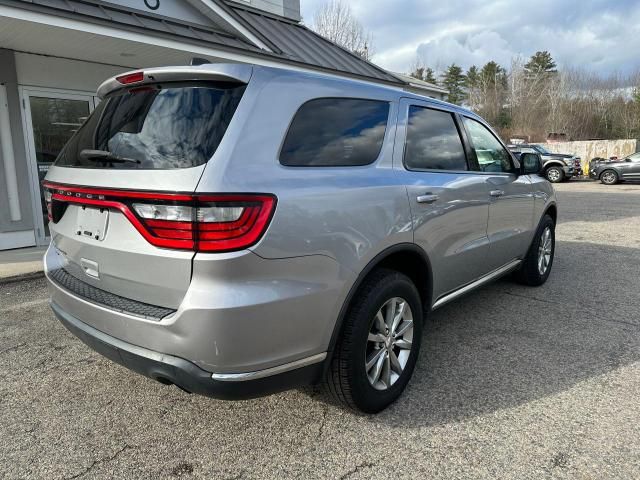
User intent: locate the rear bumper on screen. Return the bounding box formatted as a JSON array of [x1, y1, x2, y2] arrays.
[[51, 301, 324, 399], [45, 243, 348, 373]]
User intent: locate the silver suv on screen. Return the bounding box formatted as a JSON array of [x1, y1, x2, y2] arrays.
[[44, 64, 557, 413]]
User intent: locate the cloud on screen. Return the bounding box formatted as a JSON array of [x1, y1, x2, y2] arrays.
[[301, 0, 640, 75]]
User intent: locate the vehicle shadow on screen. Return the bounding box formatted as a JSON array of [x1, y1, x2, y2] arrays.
[[350, 240, 640, 426]]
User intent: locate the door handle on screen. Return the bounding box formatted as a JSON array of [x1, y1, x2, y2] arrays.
[[416, 194, 439, 204], [490, 190, 505, 197]]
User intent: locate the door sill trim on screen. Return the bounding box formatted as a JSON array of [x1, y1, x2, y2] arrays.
[[432, 259, 522, 310]]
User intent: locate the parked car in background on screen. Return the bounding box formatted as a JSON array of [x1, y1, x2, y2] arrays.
[[590, 152, 640, 184], [508, 144, 580, 182], [43, 63, 558, 413]]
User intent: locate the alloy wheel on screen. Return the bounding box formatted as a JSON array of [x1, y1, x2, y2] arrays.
[[537, 226, 553, 275], [601, 171, 617, 184], [365, 297, 414, 390], [547, 168, 561, 182]]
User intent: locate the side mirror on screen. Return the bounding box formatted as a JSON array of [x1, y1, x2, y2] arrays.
[[520, 152, 543, 175]]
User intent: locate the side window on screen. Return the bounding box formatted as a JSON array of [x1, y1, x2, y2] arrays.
[[463, 117, 514, 173], [404, 106, 467, 171], [629, 152, 640, 162], [279, 98, 390, 167]]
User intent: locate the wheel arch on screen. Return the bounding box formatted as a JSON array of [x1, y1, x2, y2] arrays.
[[544, 203, 558, 225], [323, 243, 433, 373], [544, 161, 565, 170]]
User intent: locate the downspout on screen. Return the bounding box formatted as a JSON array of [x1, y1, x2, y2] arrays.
[[0, 83, 21, 222]]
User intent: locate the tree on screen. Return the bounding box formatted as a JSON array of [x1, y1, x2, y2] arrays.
[[312, 1, 374, 60], [441, 64, 466, 105], [409, 66, 426, 81], [409, 54, 439, 84], [423, 67, 437, 84], [525, 51, 557, 74], [465, 66, 481, 110], [463, 62, 510, 126], [466, 66, 480, 88], [480, 61, 507, 86]]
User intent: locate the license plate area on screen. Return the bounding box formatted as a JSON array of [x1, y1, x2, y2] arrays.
[[77, 206, 109, 241]]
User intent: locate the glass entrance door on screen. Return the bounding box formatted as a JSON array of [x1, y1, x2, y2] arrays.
[[21, 88, 96, 245]]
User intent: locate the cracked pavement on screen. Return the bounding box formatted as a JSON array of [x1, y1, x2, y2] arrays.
[[1, 181, 639, 479]]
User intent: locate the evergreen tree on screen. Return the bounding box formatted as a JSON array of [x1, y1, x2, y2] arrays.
[[442, 64, 466, 105], [465, 65, 480, 89], [424, 67, 437, 84], [525, 51, 557, 74], [409, 66, 425, 81], [409, 66, 437, 84], [480, 61, 507, 87]]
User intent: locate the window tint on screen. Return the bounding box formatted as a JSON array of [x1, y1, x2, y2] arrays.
[[55, 82, 245, 169], [463, 117, 514, 173], [280, 98, 389, 167], [404, 106, 467, 171]]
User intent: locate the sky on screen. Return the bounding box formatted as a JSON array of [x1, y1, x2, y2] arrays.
[[300, 0, 640, 76]]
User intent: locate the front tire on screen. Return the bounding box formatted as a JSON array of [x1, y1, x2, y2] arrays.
[[600, 170, 619, 185], [514, 214, 555, 286], [324, 269, 423, 413], [545, 166, 564, 183]]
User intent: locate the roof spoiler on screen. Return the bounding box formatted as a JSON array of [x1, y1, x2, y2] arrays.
[[96, 64, 253, 98]]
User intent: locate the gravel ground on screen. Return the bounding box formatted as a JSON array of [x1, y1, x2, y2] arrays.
[[1, 181, 639, 479]]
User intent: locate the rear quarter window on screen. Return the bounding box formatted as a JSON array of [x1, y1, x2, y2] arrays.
[[279, 98, 390, 167]]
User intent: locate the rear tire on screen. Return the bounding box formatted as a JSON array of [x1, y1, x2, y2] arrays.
[[324, 269, 423, 413], [545, 166, 564, 183], [600, 170, 619, 185], [513, 214, 555, 286]]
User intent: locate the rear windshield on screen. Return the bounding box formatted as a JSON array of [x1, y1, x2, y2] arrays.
[[55, 82, 245, 169]]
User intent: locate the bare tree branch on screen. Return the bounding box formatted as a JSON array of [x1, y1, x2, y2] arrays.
[[312, 1, 374, 60]]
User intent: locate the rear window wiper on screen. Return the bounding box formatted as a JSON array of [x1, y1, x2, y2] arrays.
[[80, 149, 141, 164]]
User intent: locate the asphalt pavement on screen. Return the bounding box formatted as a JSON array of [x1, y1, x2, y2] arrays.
[[1, 180, 639, 479]]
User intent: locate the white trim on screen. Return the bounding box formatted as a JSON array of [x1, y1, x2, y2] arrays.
[[0, 230, 36, 250], [19, 86, 96, 246], [0, 83, 21, 221], [187, 0, 271, 51], [0, 5, 400, 90], [0, 4, 271, 58]]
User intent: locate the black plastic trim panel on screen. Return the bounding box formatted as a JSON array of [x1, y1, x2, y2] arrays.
[[48, 268, 175, 321], [51, 302, 323, 400]]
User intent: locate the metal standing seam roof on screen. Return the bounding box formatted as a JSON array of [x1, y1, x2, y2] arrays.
[[230, 6, 402, 84], [2, 0, 405, 86], [2, 0, 263, 53]]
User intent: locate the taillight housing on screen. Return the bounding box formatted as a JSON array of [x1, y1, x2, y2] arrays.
[[44, 188, 53, 221], [42, 182, 276, 253], [116, 71, 144, 85]]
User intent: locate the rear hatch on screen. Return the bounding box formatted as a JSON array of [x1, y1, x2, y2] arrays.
[[44, 65, 252, 309]]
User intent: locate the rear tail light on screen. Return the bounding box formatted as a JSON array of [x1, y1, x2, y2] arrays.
[[42, 182, 276, 253], [44, 189, 53, 221]]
